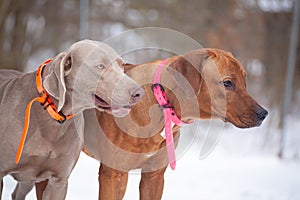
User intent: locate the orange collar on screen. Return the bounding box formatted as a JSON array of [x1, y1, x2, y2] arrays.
[[36, 59, 74, 123], [15, 59, 74, 164]]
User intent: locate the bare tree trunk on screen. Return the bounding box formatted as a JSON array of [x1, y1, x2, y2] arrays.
[[263, 11, 292, 124], [278, 0, 300, 158], [9, 2, 27, 71]]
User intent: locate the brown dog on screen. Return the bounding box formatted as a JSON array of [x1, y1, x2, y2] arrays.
[[37, 48, 268, 199]]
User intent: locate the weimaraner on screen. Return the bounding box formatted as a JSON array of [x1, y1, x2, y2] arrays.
[[0, 39, 143, 200]]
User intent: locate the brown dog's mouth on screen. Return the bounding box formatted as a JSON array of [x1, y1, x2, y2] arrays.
[[224, 114, 262, 129], [222, 117, 229, 123]]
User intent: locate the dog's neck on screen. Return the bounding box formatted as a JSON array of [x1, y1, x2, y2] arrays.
[[158, 60, 199, 122], [161, 58, 212, 121], [62, 90, 92, 116], [41, 66, 82, 117]]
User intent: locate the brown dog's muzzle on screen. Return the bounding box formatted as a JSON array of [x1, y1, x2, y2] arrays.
[[232, 105, 268, 129], [255, 107, 268, 123]]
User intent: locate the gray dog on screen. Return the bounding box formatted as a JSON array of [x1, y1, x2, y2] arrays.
[[0, 40, 143, 200]]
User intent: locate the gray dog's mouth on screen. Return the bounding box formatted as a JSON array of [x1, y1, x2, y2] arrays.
[[92, 94, 131, 117], [92, 93, 111, 109]]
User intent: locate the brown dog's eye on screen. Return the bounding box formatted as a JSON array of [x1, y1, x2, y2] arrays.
[[222, 80, 235, 90]]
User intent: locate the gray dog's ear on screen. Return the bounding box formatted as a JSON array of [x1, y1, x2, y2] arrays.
[[43, 52, 73, 111]]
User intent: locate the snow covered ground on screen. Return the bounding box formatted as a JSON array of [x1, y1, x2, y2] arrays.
[[2, 119, 300, 200]]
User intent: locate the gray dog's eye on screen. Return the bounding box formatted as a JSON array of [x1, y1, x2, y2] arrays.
[[96, 64, 105, 70]]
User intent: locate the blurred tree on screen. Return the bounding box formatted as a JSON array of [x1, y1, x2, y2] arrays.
[[0, 0, 27, 70], [0, 0, 80, 71], [279, 0, 299, 158], [262, 12, 292, 129]]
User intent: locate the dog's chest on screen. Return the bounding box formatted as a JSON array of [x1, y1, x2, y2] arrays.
[[25, 119, 81, 157]]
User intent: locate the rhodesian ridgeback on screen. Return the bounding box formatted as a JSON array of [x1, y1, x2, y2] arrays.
[[37, 48, 268, 199]]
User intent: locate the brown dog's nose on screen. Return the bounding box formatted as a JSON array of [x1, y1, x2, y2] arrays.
[[129, 86, 144, 105], [256, 108, 268, 121]]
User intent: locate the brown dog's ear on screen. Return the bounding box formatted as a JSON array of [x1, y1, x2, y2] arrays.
[[123, 63, 138, 73], [168, 49, 215, 96]]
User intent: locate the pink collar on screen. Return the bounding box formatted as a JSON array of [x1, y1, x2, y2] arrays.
[[152, 59, 192, 170]]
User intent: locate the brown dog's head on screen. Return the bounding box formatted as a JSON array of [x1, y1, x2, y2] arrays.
[[169, 48, 268, 128]]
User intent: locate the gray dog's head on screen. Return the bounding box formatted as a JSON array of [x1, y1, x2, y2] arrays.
[[43, 39, 144, 117]]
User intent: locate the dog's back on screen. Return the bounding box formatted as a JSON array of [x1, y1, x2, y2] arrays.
[[0, 69, 23, 81], [0, 69, 24, 90]]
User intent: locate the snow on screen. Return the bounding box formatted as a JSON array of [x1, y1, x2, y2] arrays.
[[2, 119, 300, 200]]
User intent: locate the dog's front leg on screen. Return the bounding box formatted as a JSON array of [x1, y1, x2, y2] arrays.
[[98, 163, 128, 200], [41, 177, 68, 200], [12, 182, 34, 200], [139, 167, 167, 200]]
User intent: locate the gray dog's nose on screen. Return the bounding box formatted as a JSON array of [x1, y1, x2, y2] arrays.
[[256, 108, 268, 121], [129, 86, 144, 105]]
